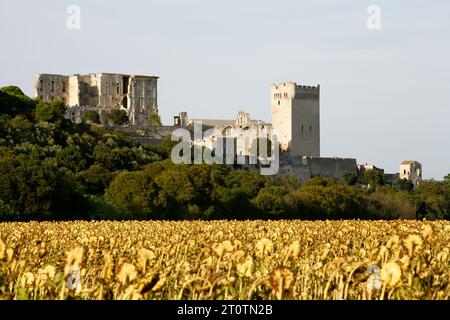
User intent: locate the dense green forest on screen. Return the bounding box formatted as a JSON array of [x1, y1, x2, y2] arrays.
[[0, 86, 449, 221]]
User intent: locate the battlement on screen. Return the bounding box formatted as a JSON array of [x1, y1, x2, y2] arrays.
[[271, 82, 320, 95], [295, 84, 320, 93]]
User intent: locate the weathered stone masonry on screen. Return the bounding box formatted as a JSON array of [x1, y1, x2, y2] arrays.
[[34, 73, 158, 127]]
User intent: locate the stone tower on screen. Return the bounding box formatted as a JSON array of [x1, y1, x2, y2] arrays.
[[399, 160, 422, 187], [271, 82, 320, 157]]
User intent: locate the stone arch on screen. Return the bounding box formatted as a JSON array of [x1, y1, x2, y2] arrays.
[[222, 126, 233, 137]]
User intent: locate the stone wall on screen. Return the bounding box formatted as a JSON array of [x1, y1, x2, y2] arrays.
[[291, 85, 320, 157], [127, 76, 158, 127], [277, 154, 357, 182], [34, 74, 70, 104]]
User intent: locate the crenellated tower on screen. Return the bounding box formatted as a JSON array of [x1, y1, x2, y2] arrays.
[[271, 82, 320, 157]]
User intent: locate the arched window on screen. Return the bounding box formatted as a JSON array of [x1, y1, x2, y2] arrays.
[[223, 126, 232, 137]]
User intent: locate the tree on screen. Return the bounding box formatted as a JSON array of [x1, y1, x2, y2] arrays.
[[93, 141, 134, 171], [413, 181, 449, 220], [0, 150, 87, 218], [369, 190, 415, 219], [154, 135, 179, 159], [149, 112, 162, 126], [154, 165, 197, 205], [303, 177, 336, 187], [252, 186, 291, 217], [106, 109, 128, 126], [82, 110, 101, 124], [296, 183, 367, 219], [34, 100, 66, 123], [105, 170, 169, 218], [223, 170, 270, 198], [343, 172, 357, 186], [78, 164, 115, 195], [444, 174, 450, 183], [0, 86, 36, 118], [363, 170, 385, 189], [398, 178, 414, 192]]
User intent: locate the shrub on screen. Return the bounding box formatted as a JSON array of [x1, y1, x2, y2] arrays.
[[35, 100, 66, 123], [0, 150, 87, 218], [149, 112, 162, 126], [106, 109, 128, 126], [252, 186, 292, 218], [105, 171, 169, 218], [82, 110, 101, 124]]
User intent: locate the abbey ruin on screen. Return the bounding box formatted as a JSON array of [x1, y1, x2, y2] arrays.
[[33, 73, 422, 186], [35, 73, 158, 127]]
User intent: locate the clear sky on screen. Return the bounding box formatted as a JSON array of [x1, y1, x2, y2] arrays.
[[0, 0, 449, 179]]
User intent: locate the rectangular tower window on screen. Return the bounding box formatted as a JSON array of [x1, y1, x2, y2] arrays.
[[39, 80, 43, 91], [122, 76, 130, 94], [116, 83, 120, 94], [51, 81, 55, 92], [62, 82, 66, 92]]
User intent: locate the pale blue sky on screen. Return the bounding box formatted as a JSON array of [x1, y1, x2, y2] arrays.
[[0, 0, 449, 179]]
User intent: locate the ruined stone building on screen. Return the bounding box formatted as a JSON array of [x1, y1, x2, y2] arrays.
[[399, 160, 422, 186], [185, 81, 321, 159], [34, 73, 158, 126], [173, 81, 421, 184], [33, 72, 423, 184], [187, 111, 271, 157]]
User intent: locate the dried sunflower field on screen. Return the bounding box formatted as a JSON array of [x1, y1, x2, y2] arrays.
[[0, 220, 449, 300]]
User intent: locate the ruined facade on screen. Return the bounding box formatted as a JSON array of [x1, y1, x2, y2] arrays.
[[34, 73, 158, 127], [188, 111, 271, 157], [271, 82, 320, 157], [399, 160, 422, 186]]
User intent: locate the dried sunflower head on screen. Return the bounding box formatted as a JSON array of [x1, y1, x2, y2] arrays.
[[381, 262, 402, 287], [269, 267, 294, 300], [403, 234, 423, 256], [117, 263, 138, 285], [255, 238, 273, 258], [0, 239, 5, 260], [237, 256, 254, 278]]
